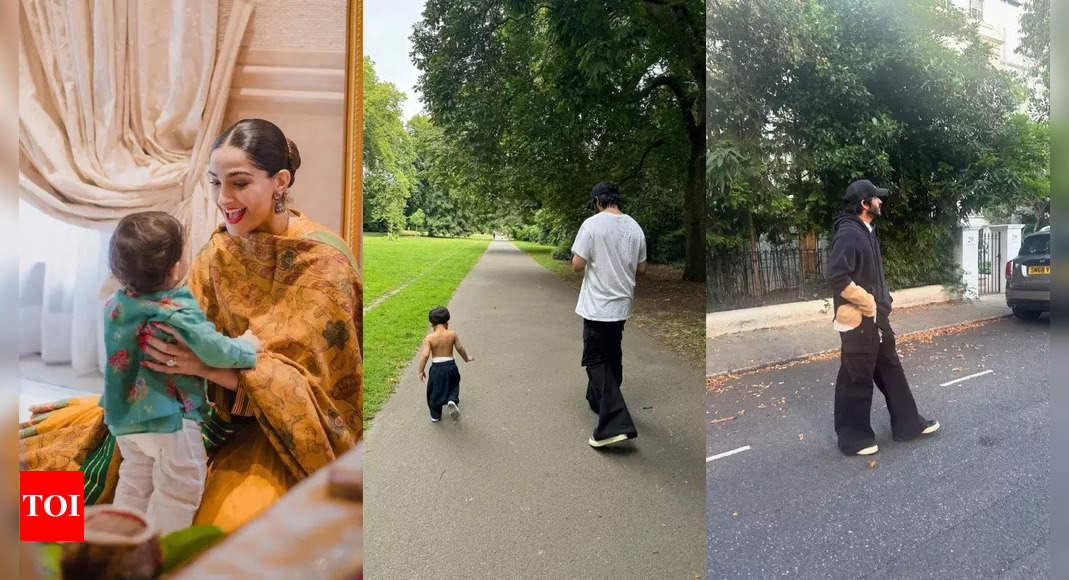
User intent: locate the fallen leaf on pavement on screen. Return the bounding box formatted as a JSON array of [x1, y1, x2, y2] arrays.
[[798, 433, 805, 440], [710, 416, 737, 425], [868, 460, 877, 469], [952, 367, 962, 372], [737, 410, 745, 416]]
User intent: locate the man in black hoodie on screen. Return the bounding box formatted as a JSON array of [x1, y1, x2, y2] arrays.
[[824, 180, 940, 456]]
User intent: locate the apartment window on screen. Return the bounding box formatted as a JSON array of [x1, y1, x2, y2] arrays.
[[969, 0, 984, 20]]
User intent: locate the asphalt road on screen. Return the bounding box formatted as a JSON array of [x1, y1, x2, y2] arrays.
[[364, 241, 706, 578], [706, 315, 1049, 579]]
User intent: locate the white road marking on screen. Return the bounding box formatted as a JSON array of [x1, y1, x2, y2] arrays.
[[939, 369, 994, 387], [706, 445, 752, 463]]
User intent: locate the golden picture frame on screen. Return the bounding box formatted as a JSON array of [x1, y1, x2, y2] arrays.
[[341, 0, 364, 269]]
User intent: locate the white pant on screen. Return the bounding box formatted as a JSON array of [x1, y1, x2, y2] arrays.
[[112, 419, 207, 535]]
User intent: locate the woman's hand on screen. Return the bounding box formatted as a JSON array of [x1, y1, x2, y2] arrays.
[[141, 323, 240, 390]]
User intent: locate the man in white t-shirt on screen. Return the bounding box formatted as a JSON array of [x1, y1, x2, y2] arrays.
[[570, 182, 647, 448]]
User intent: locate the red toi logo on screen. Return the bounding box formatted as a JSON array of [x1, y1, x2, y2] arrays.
[[20, 471, 84, 541]]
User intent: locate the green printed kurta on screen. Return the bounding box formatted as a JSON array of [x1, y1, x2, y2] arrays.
[[101, 286, 257, 436]]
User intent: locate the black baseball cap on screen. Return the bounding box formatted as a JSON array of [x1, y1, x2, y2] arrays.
[[843, 179, 889, 204], [589, 182, 620, 209]]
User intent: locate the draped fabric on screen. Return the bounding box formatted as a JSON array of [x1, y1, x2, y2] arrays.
[[18, 0, 256, 252], [18, 198, 110, 375]]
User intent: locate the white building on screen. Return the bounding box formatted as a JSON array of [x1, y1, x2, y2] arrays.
[[949, 0, 1041, 99]]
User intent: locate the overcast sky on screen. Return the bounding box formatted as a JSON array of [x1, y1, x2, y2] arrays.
[[364, 0, 427, 121]]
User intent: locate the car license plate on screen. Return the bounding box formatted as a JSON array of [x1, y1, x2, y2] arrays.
[[1027, 265, 1050, 275]]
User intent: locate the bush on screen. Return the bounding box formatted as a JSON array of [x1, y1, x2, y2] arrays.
[[513, 223, 541, 243], [552, 244, 572, 261], [879, 221, 959, 290], [650, 229, 686, 265]]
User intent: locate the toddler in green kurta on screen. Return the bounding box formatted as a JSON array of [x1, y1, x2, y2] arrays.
[[102, 211, 261, 534]]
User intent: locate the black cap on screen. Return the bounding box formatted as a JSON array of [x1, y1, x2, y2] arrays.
[[843, 179, 889, 204], [589, 182, 620, 210]]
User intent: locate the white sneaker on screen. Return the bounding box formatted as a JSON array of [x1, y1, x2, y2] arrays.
[[588, 433, 632, 448], [856, 445, 879, 456], [447, 401, 460, 421], [430, 416, 440, 423]]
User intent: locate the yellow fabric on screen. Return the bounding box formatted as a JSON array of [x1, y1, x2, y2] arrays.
[[19, 213, 362, 531], [193, 423, 296, 532], [19, 398, 109, 470], [192, 212, 363, 479]]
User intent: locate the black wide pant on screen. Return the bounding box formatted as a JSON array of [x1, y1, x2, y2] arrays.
[[582, 319, 637, 441], [427, 360, 460, 421], [834, 315, 927, 455]]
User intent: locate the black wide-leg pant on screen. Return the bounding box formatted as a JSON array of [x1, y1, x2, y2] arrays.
[[427, 360, 460, 421], [834, 315, 927, 455], [582, 319, 637, 441]]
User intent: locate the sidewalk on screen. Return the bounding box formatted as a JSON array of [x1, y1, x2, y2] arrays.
[[364, 241, 704, 578], [707, 294, 1012, 376]]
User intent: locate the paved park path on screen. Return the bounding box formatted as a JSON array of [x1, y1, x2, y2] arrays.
[[364, 241, 705, 578]]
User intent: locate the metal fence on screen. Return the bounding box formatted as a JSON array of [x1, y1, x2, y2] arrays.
[[708, 245, 832, 311], [978, 228, 1002, 295]]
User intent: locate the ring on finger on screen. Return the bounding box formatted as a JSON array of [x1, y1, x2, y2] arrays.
[[167, 358, 177, 367]]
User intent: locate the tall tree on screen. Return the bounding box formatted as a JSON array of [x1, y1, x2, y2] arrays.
[[363, 57, 414, 238], [406, 115, 476, 237], [413, 1, 705, 280], [1016, 0, 1049, 120]]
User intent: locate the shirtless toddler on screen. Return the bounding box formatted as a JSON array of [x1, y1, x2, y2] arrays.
[[418, 306, 475, 422]]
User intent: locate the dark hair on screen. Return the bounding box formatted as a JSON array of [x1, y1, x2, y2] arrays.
[[109, 212, 185, 294], [844, 198, 864, 215], [843, 196, 874, 215], [212, 118, 301, 194], [590, 182, 621, 209], [429, 306, 450, 326]]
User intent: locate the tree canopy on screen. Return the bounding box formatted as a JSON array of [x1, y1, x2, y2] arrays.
[[411, 0, 706, 279], [707, 0, 1049, 290], [1016, 0, 1049, 120], [363, 57, 414, 238]]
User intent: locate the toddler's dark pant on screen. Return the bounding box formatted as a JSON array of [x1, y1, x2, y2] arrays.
[[427, 360, 461, 421]]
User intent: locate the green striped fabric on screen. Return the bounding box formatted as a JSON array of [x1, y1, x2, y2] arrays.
[[82, 434, 115, 505], [201, 407, 244, 451]]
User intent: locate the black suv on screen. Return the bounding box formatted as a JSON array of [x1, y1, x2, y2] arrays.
[[1005, 227, 1050, 320]]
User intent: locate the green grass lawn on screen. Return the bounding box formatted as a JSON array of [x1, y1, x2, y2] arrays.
[[363, 234, 490, 422], [511, 241, 574, 277]]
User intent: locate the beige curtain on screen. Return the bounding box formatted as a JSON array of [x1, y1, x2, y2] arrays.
[[18, 0, 255, 252]]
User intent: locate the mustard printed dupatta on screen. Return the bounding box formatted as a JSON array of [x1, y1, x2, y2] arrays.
[[191, 214, 363, 478], [19, 212, 363, 517]]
